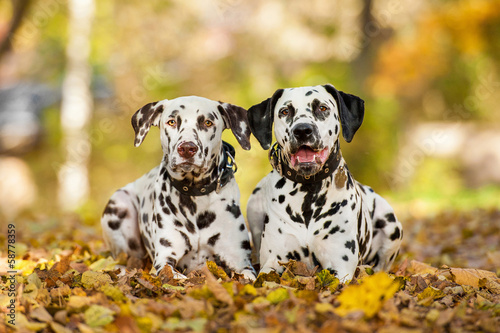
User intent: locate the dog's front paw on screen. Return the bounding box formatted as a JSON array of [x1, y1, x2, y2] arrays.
[[240, 268, 257, 281], [153, 264, 188, 280], [172, 271, 188, 280]]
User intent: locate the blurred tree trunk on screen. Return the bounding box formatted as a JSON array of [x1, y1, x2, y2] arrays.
[[58, 0, 95, 211], [0, 0, 31, 62], [352, 0, 393, 89]]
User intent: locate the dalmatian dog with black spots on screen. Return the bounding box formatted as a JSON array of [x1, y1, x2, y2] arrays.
[[246, 84, 403, 283], [101, 96, 256, 280]]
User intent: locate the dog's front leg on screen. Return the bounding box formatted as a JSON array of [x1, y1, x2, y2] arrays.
[[150, 227, 192, 280], [311, 231, 359, 283], [247, 183, 268, 264]]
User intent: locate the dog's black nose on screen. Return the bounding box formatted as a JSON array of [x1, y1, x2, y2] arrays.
[[177, 142, 198, 158], [292, 123, 314, 141]]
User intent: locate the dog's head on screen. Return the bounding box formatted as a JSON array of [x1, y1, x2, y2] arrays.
[[248, 84, 364, 176], [132, 96, 250, 176]]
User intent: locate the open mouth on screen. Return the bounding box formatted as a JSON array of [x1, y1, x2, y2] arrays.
[[290, 146, 329, 167], [173, 161, 204, 172]]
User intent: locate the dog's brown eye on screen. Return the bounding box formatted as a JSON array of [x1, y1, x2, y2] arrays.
[[167, 119, 176, 127], [280, 109, 289, 116], [204, 120, 213, 127], [319, 105, 328, 112]]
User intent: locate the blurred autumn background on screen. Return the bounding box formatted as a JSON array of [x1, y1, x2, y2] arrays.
[[1, 1, 500, 331], [1, 0, 500, 268]]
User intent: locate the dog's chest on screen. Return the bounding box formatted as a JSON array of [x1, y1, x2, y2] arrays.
[[262, 171, 361, 235], [138, 173, 244, 262]]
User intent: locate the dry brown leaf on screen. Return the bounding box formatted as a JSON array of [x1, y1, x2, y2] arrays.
[[136, 277, 157, 291], [51, 254, 72, 275], [447, 267, 499, 288], [176, 297, 208, 319], [479, 278, 500, 294], [50, 321, 73, 333], [201, 266, 234, 306], [158, 265, 174, 281], [50, 284, 72, 299], [29, 306, 53, 322], [395, 258, 409, 276], [53, 310, 68, 325], [35, 268, 62, 288], [280, 260, 317, 277], [114, 315, 141, 333], [70, 262, 89, 274], [435, 308, 455, 327], [408, 260, 438, 275]]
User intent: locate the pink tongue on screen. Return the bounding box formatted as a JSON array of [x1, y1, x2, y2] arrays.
[[296, 147, 316, 163], [291, 147, 330, 167]]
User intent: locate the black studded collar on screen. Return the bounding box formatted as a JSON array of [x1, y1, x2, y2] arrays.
[[269, 141, 341, 184], [165, 141, 237, 196]]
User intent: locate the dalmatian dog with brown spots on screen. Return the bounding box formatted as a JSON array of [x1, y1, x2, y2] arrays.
[[101, 96, 256, 280], [246, 84, 403, 282]]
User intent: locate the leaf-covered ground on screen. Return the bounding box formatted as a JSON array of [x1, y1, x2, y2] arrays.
[[1, 209, 499, 332]]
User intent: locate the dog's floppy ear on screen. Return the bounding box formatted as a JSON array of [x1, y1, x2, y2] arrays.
[[218, 103, 252, 150], [247, 89, 284, 150], [323, 84, 364, 143], [131, 100, 165, 147]]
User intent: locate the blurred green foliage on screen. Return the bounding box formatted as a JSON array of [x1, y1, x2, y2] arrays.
[[1, 0, 500, 221]]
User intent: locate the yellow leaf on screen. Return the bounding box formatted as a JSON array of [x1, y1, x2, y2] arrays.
[[254, 270, 281, 288], [162, 317, 207, 332], [100, 283, 127, 302], [67, 296, 92, 309], [239, 284, 257, 296], [266, 288, 289, 304], [22, 282, 39, 304], [88, 257, 119, 271], [136, 316, 153, 332], [316, 269, 340, 290], [284, 306, 299, 324], [14, 260, 38, 276], [417, 286, 446, 304], [334, 272, 400, 318], [7, 313, 47, 331], [315, 302, 335, 314], [206, 260, 228, 280], [295, 290, 318, 303], [251, 296, 268, 304], [81, 271, 112, 289], [84, 305, 115, 327], [162, 283, 185, 291]]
